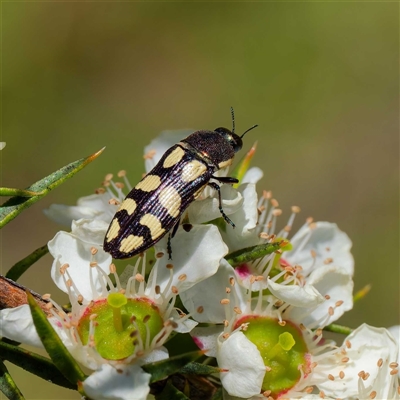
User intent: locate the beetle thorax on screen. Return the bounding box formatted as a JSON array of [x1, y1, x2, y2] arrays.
[[181, 130, 236, 169]]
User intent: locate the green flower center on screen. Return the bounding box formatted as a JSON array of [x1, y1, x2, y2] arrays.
[[236, 316, 309, 397], [77, 293, 164, 360]]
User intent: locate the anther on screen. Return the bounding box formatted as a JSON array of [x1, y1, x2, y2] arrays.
[[171, 286, 179, 294], [324, 258, 333, 264], [91, 247, 98, 255], [197, 306, 204, 313], [272, 209, 282, 216], [104, 173, 113, 181], [310, 250, 317, 258], [95, 188, 106, 194], [325, 294, 331, 300], [77, 294, 84, 303], [319, 390, 325, 398], [339, 371, 345, 379], [229, 277, 235, 286], [117, 170, 126, 177], [259, 232, 270, 239], [335, 300, 344, 307], [220, 299, 230, 305], [108, 198, 120, 205], [115, 182, 125, 189], [60, 263, 69, 274], [143, 315, 151, 323], [178, 274, 187, 281], [156, 252, 164, 258], [345, 340, 352, 349], [42, 294, 51, 300], [328, 307, 334, 316], [222, 333, 230, 340], [305, 386, 314, 394], [369, 391, 377, 399], [109, 263, 117, 273], [233, 307, 242, 314], [306, 217, 314, 224], [341, 357, 349, 363], [155, 285, 161, 295], [291, 206, 301, 213], [135, 273, 144, 282], [328, 374, 334, 381], [166, 263, 174, 269], [225, 288, 231, 294], [90, 262, 98, 267], [389, 362, 398, 368], [271, 199, 279, 207], [143, 149, 156, 159], [390, 369, 399, 375]]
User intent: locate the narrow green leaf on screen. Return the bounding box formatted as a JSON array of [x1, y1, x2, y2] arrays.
[[179, 362, 220, 376], [26, 292, 86, 385], [0, 359, 25, 400], [6, 244, 49, 281], [0, 188, 45, 197], [155, 380, 190, 400], [142, 350, 203, 384], [0, 340, 75, 390], [211, 387, 223, 400], [225, 241, 285, 266], [0, 147, 105, 228], [323, 324, 353, 336]]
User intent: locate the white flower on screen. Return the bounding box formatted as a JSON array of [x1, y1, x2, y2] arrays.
[[0, 208, 228, 399], [314, 324, 399, 400]]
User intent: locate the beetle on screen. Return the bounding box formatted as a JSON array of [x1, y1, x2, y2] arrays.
[[103, 108, 257, 259]]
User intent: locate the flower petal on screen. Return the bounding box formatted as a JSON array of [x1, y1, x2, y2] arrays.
[[0, 305, 43, 347], [284, 222, 354, 276], [44, 193, 114, 227], [48, 219, 112, 299], [146, 224, 228, 295], [82, 364, 150, 400], [190, 325, 224, 357], [242, 167, 264, 184], [267, 279, 325, 308], [315, 324, 398, 399], [220, 183, 260, 252], [285, 265, 353, 327], [218, 331, 266, 398], [180, 259, 243, 324], [187, 185, 243, 225]]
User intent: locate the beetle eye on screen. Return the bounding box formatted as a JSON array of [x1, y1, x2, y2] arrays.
[[215, 127, 243, 153]]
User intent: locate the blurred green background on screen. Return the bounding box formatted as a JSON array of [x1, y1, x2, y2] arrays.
[[1, 2, 398, 399]]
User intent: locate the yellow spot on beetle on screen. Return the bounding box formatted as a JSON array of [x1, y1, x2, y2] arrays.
[[163, 147, 185, 168], [106, 219, 120, 241], [118, 198, 137, 215], [159, 186, 181, 217], [135, 175, 161, 192], [120, 235, 144, 253], [193, 185, 206, 199], [140, 214, 165, 240], [218, 159, 232, 169], [181, 160, 207, 182]]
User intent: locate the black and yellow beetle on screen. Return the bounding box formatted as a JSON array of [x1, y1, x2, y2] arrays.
[[103, 109, 257, 259]]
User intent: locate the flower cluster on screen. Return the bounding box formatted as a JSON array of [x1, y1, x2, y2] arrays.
[[1, 131, 398, 400]]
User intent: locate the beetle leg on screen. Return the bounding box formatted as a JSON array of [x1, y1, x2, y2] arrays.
[[167, 218, 181, 260], [211, 175, 239, 185], [208, 182, 235, 228]]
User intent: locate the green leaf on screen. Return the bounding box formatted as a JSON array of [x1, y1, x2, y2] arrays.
[[142, 350, 203, 384], [155, 380, 190, 400], [225, 241, 286, 266], [0, 340, 75, 390], [0, 359, 25, 400], [179, 362, 220, 376], [6, 244, 49, 281], [211, 387, 223, 400], [0, 147, 105, 228], [0, 188, 45, 197], [26, 292, 86, 386]]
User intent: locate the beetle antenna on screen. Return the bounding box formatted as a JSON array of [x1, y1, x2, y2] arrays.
[[230, 107, 235, 133], [241, 124, 258, 138]]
